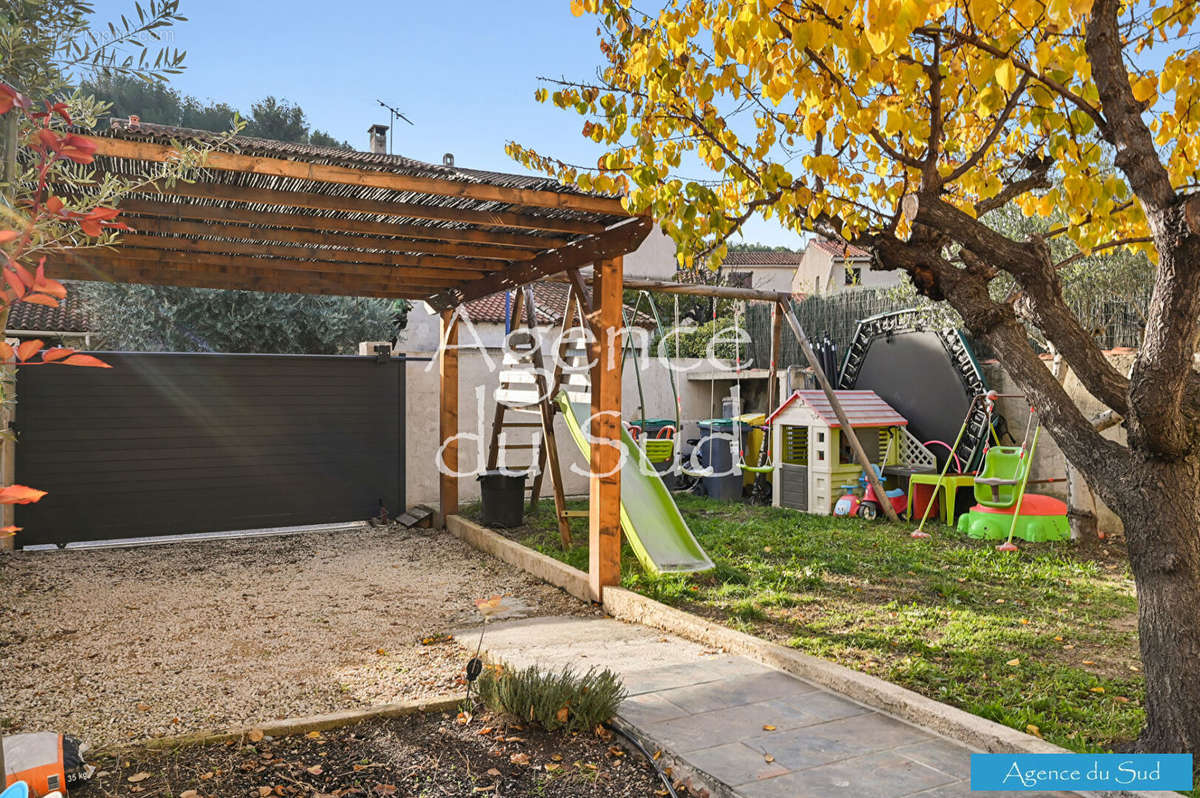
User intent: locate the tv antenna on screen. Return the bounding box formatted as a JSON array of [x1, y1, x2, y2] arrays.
[[376, 99, 413, 155]]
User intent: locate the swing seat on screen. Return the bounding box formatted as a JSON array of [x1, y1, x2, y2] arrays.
[[643, 437, 675, 465], [740, 462, 774, 475], [973, 446, 1030, 508]]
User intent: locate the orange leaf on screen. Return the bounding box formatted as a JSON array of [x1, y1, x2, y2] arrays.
[[0, 485, 47, 504], [45, 196, 63, 215], [0, 342, 13, 361], [12, 262, 35, 288], [33, 276, 67, 299], [4, 267, 25, 298], [20, 293, 58, 308], [0, 525, 21, 534], [61, 354, 111, 368], [41, 347, 74, 362], [0, 230, 17, 244], [16, 339, 42, 362]]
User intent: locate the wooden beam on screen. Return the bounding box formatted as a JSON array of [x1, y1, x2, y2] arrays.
[[589, 255, 624, 601], [126, 217, 538, 261], [777, 300, 900, 522], [90, 134, 630, 216], [118, 199, 570, 249], [118, 233, 505, 273], [63, 249, 477, 285], [547, 272, 796, 303], [439, 309, 459, 525], [426, 215, 652, 311], [131, 181, 608, 235], [48, 258, 427, 298]]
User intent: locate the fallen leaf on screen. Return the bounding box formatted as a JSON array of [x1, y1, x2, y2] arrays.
[[248, 728, 264, 743], [257, 788, 272, 797], [555, 706, 569, 723], [608, 746, 626, 757], [652, 750, 662, 761], [472, 786, 495, 794], [305, 731, 322, 740], [764, 754, 775, 763], [995, 598, 1005, 604], [127, 773, 151, 784], [762, 724, 776, 731], [1090, 686, 1106, 694], [1113, 696, 1130, 703], [478, 727, 493, 735], [373, 785, 397, 796], [376, 648, 387, 655], [1129, 665, 1140, 672], [199, 772, 213, 781], [551, 754, 563, 762], [510, 753, 530, 766], [1082, 660, 1095, 666], [1053, 636, 1063, 642], [486, 768, 501, 777], [307, 765, 324, 776], [1006, 658, 1021, 667], [136, 702, 151, 712], [545, 763, 561, 772], [1019, 619, 1030, 625], [180, 791, 200, 798], [1026, 724, 1043, 738], [1063, 644, 1076, 650], [505, 736, 526, 743]]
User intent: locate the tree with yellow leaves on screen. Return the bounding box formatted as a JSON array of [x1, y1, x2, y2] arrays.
[[512, 0, 1200, 757]]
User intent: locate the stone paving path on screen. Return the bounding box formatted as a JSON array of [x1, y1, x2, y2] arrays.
[[462, 616, 1079, 798]]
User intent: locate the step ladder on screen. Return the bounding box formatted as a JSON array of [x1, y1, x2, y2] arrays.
[[486, 284, 591, 547]]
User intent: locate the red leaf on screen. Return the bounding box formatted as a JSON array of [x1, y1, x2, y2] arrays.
[[16, 339, 42, 362], [33, 127, 59, 153], [41, 347, 74, 362], [45, 196, 64, 215], [0, 96, 11, 115], [0, 342, 13, 361], [0, 485, 47, 504], [12, 262, 34, 288], [58, 134, 97, 164], [32, 277, 67, 299], [79, 219, 102, 237], [21, 293, 59, 308], [49, 101, 71, 125], [4, 267, 26, 298], [0, 230, 17, 244], [85, 206, 121, 221], [61, 354, 111, 368]]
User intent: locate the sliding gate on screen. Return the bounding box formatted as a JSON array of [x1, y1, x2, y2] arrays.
[[14, 352, 405, 547]]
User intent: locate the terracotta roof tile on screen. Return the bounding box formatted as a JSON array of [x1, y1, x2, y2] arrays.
[[722, 250, 805, 266], [812, 238, 870, 259], [5, 286, 92, 334]]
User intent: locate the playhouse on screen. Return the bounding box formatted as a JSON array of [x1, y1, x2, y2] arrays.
[[769, 390, 936, 515]]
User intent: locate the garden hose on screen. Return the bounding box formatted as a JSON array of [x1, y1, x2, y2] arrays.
[[603, 721, 680, 798]]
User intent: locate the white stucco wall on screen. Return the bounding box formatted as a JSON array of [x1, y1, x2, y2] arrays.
[[623, 226, 678, 280]]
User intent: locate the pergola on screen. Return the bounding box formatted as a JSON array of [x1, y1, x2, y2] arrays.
[[59, 121, 651, 599]]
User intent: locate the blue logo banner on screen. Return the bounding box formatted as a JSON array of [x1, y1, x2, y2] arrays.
[[971, 753, 1193, 792]]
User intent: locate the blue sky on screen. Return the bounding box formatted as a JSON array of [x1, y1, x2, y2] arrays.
[[88, 0, 805, 249]]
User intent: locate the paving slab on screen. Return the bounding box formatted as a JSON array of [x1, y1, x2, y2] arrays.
[[460, 616, 1081, 798]]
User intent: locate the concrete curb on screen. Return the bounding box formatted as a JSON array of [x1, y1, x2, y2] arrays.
[[447, 514, 592, 603], [109, 695, 463, 752], [602, 587, 1172, 798]]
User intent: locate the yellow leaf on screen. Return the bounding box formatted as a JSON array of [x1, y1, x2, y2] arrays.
[[996, 59, 1017, 93], [763, 724, 777, 731], [1090, 686, 1106, 693], [247, 728, 264, 743], [865, 28, 893, 54], [1132, 75, 1157, 103], [1026, 724, 1042, 738], [570, 0, 585, 16], [764, 753, 775, 763], [1006, 658, 1021, 666]]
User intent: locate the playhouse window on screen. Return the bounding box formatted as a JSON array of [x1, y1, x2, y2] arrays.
[[781, 426, 808, 465]]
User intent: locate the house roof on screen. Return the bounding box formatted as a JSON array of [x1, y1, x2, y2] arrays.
[[768, 390, 908, 428], [54, 119, 649, 308], [811, 238, 870, 260], [462, 280, 655, 327], [722, 250, 805, 266], [6, 287, 92, 334]]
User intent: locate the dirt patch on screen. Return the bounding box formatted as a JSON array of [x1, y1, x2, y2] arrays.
[[0, 526, 598, 747], [76, 709, 667, 798]]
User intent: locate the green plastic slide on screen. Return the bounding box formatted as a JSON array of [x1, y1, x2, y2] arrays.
[[556, 393, 714, 574]]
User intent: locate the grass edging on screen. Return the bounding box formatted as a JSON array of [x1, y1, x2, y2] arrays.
[[111, 695, 463, 752], [447, 514, 592, 603], [603, 587, 1170, 798]]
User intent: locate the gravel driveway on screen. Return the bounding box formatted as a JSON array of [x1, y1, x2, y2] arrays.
[[0, 526, 594, 747]]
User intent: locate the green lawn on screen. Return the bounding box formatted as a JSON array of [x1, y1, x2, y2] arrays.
[[462, 494, 1143, 754]]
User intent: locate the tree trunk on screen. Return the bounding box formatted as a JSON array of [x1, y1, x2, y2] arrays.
[[1114, 455, 1200, 754]]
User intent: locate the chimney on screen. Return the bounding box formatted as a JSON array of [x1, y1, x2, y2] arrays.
[[368, 124, 389, 155], [443, 152, 455, 167]]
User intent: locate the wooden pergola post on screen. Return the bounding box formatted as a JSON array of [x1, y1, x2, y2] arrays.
[[439, 308, 459, 526], [589, 256, 624, 601]]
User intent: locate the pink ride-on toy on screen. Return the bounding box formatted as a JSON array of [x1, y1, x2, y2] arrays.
[[834, 465, 907, 521]]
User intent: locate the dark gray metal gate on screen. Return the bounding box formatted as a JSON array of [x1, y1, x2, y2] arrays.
[[14, 351, 405, 547]]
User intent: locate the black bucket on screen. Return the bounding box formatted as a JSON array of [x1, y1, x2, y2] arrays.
[[478, 471, 527, 528]]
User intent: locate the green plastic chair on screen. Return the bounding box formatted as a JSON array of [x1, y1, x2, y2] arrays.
[[973, 446, 1030, 508]]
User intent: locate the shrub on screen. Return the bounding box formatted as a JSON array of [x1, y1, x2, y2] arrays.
[[476, 664, 626, 733]]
